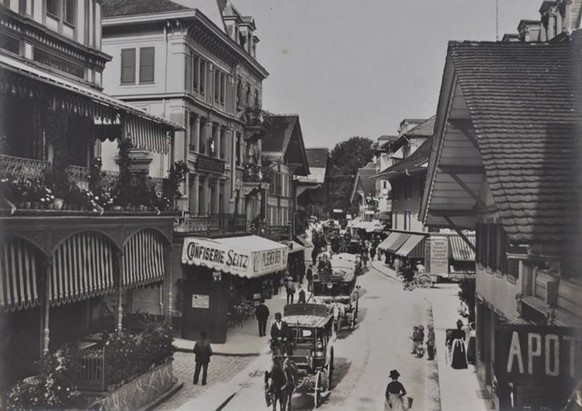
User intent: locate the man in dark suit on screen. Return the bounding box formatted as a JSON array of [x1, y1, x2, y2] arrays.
[[270, 312, 291, 355], [193, 330, 213, 385], [255, 299, 270, 337]]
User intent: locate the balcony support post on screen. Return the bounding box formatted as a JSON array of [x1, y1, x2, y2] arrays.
[[116, 250, 125, 332], [40, 257, 52, 356]]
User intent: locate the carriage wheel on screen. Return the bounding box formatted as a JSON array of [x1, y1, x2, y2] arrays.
[[327, 348, 334, 389], [419, 274, 433, 288], [314, 371, 323, 408]]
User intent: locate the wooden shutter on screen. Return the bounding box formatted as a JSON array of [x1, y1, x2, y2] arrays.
[[121, 48, 136, 84], [139, 47, 155, 83]]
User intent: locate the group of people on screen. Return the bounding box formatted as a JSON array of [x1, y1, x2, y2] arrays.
[[446, 319, 476, 369], [410, 324, 436, 360]]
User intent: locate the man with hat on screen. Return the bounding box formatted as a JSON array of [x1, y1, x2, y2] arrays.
[[270, 312, 291, 355], [255, 299, 270, 337]]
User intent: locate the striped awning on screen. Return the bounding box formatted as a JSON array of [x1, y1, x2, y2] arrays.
[[0, 238, 40, 311], [122, 230, 166, 288], [408, 238, 426, 259], [385, 233, 411, 253], [124, 116, 171, 155], [377, 232, 401, 251], [396, 234, 426, 257], [449, 235, 476, 261], [50, 232, 116, 305]]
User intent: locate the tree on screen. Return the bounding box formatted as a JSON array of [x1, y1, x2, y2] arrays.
[[327, 137, 375, 213]]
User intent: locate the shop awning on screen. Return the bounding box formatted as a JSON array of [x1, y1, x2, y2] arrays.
[[377, 232, 401, 251], [395, 234, 426, 257], [0, 54, 183, 154], [281, 241, 305, 254], [181, 235, 288, 278], [449, 235, 476, 261], [0, 238, 40, 312], [122, 230, 166, 288]]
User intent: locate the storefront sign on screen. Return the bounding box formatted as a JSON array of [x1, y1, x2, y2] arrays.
[[191, 294, 210, 309], [495, 325, 582, 384], [253, 248, 287, 274], [426, 236, 448, 275], [184, 240, 249, 271]]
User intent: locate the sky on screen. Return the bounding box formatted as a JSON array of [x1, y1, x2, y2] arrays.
[[225, 0, 540, 148]]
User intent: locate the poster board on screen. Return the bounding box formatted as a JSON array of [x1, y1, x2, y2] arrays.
[[425, 236, 449, 275]]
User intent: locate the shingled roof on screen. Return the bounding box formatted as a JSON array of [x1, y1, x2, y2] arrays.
[[376, 136, 432, 180], [306, 148, 329, 169], [102, 0, 189, 17], [450, 37, 582, 243]]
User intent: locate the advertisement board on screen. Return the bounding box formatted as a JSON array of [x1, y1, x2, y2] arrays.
[[495, 325, 582, 385], [191, 294, 210, 309], [426, 236, 449, 275]]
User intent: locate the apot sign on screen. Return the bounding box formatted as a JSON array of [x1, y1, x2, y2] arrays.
[[495, 325, 582, 384]]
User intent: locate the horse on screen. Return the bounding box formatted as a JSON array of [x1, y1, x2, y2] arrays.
[[264, 357, 299, 411]]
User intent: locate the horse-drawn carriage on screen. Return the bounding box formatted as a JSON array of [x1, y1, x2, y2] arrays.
[[265, 304, 336, 410], [312, 253, 360, 331]]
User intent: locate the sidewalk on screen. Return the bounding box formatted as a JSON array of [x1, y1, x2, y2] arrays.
[[371, 260, 491, 411], [174, 280, 312, 356]]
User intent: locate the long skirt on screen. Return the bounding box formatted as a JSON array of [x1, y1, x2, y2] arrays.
[[467, 336, 476, 364], [384, 393, 407, 411], [451, 338, 468, 369]]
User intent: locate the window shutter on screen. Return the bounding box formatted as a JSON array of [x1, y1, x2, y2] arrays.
[[121, 48, 136, 84], [488, 224, 497, 270], [139, 47, 155, 83]]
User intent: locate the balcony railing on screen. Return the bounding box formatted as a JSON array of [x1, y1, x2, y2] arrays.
[[174, 213, 248, 236], [252, 222, 292, 241], [196, 155, 225, 174]]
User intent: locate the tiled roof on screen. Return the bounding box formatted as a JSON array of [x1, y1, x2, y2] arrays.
[[306, 148, 329, 168], [261, 115, 298, 153], [377, 136, 432, 179], [378, 135, 398, 141], [450, 38, 582, 243], [404, 116, 436, 137], [102, 0, 189, 17]]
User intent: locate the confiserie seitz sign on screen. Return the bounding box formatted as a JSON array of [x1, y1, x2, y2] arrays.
[[495, 325, 582, 384], [181, 238, 288, 278]]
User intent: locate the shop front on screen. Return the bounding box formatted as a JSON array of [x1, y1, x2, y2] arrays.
[[494, 325, 582, 410], [180, 235, 289, 343]]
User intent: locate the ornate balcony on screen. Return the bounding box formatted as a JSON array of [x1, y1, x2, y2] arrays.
[[173, 213, 248, 237], [251, 222, 292, 241], [196, 155, 225, 174]]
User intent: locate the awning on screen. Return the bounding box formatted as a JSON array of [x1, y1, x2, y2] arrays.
[[122, 230, 166, 288], [377, 232, 401, 251], [50, 232, 116, 305], [449, 235, 476, 261], [0, 238, 40, 312], [181, 235, 288, 278], [281, 241, 305, 254], [0, 54, 183, 154], [396, 234, 426, 257]]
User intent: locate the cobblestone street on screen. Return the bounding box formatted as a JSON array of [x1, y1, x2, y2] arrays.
[[154, 353, 255, 411]]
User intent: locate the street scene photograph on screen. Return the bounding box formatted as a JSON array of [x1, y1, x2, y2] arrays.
[[0, 0, 581, 410]]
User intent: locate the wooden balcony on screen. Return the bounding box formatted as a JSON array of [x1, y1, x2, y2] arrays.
[[173, 213, 248, 237]]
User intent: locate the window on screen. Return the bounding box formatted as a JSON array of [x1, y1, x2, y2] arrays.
[[200, 60, 206, 94], [487, 224, 498, 271], [193, 55, 200, 90], [220, 73, 226, 104], [246, 83, 251, 106], [64, 0, 75, 25], [120, 48, 136, 84], [139, 47, 155, 83], [214, 70, 220, 102], [47, 0, 59, 16], [47, 0, 76, 26]]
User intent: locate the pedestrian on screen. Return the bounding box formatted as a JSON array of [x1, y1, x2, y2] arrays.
[[394, 256, 401, 273], [286, 276, 295, 304], [416, 325, 425, 357], [446, 319, 468, 369], [410, 326, 419, 355], [306, 265, 313, 292], [466, 322, 476, 365], [384, 369, 409, 411], [193, 330, 213, 385], [297, 285, 306, 303], [270, 312, 291, 355], [298, 262, 306, 285], [369, 245, 376, 261], [426, 324, 436, 360], [311, 247, 318, 266], [255, 299, 270, 337], [401, 262, 415, 291]]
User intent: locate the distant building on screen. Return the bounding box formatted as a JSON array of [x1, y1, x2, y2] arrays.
[[296, 147, 330, 221], [351, 162, 378, 221]]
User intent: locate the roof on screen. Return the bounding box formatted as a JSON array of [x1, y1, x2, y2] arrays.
[[305, 148, 329, 168], [426, 38, 582, 244], [102, 0, 189, 17], [376, 135, 432, 180], [262, 115, 309, 175], [404, 116, 436, 137], [350, 166, 377, 203]]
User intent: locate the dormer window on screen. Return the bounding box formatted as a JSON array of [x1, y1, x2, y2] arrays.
[[239, 33, 246, 49]]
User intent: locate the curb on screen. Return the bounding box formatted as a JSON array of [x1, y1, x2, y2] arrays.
[[172, 346, 261, 357], [140, 381, 184, 411]]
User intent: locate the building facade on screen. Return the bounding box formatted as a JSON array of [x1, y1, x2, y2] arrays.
[[0, 0, 181, 388]]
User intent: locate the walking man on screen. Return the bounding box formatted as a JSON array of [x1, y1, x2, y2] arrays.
[[193, 330, 213, 385], [306, 265, 313, 292], [255, 299, 270, 337], [297, 285, 306, 303], [286, 277, 296, 304]]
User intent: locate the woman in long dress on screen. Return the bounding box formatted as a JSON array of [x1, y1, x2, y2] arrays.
[[384, 369, 408, 411], [466, 322, 476, 364], [447, 320, 468, 369]]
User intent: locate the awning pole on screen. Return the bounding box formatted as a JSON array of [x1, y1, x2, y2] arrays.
[[443, 216, 477, 253], [41, 257, 52, 355], [116, 250, 124, 332], [165, 244, 172, 318]]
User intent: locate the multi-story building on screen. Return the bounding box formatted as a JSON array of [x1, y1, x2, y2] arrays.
[[296, 147, 330, 226], [420, 29, 582, 411], [371, 135, 398, 222], [0, 0, 182, 387]]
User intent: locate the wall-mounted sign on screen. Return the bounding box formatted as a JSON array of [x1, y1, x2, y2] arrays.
[[191, 294, 210, 309], [426, 236, 448, 275], [495, 325, 582, 384]]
